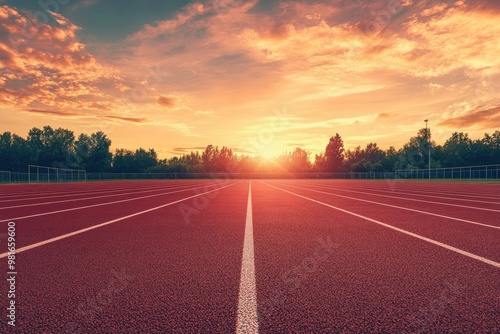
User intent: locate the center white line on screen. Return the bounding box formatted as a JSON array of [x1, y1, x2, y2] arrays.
[[236, 181, 259, 334]]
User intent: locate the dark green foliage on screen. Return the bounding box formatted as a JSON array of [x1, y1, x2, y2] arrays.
[[0, 126, 498, 173]]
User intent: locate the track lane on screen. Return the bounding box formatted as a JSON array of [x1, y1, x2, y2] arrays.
[[296, 181, 500, 211], [0, 182, 187, 204], [253, 181, 500, 333], [0, 179, 498, 333], [0, 181, 250, 333], [0, 180, 234, 223], [0, 180, 208, 202], [267, 180, 500, 263], [311, 182, 500, 205], [0, 181, 212, 210], [346, 180, 500, 198], [292, 180, 500, 226], [274, 180, 500, 227], [0, 181, 239, 248], [303, 179, 500, 200]]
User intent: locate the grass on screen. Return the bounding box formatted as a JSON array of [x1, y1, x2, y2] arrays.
[[395, 179, 500, 184]]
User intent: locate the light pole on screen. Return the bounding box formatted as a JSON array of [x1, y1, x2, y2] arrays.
[[424, 119, 430, 179]]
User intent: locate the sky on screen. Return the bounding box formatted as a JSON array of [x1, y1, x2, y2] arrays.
[[1, 0, 499, 159]]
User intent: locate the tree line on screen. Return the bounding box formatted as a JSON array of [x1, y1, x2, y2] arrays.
[[0, 125, 498, 174]]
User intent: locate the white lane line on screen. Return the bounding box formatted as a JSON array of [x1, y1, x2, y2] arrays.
[[0, 181, 238, 223], [236, 181, 259, 334], [304, 183, 500, 205], [0, 183, 236, 258], [270, 181, 500, 230], [264, 182, 500, 269], [286, 182, 500, 213], [0, 180, 204, 200], [0, 183, 177, 203], [312, 182, 500, 200], [0, 182, 204, 209]]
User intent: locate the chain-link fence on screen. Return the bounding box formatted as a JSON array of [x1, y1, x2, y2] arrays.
[[1, 164, 499, 183]]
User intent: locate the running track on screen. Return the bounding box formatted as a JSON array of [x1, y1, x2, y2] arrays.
[[0, 179, 499, 333]]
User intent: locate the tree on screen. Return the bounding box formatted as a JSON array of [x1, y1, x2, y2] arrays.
[[290, 147, 311, 173], [27, 126, 75, 168], [313, 153, 326, 172], [278, 147, 311, 173], [89, 132, 112, 172], [442, 132, 472, 167], [344, 145, 385, 172], [74, 131, 112, 172], [181, 151, 203, 173], [112, 148, 158, 173], [383, 146, 399, 172], [0, 132, 33, 172], [112, 149, 135, 173], [215, 146, 237, 172], [202, 145, 219, 172], [74, 134, 91, 169], [3, 124, 500, 176], [398, 128, 435, 170], [134, 148, 158, 172], [478, 131, 500, 164], [323, 133, 345, 172]]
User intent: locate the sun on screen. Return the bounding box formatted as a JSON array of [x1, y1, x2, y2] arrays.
[[256, 142, 282, 161]]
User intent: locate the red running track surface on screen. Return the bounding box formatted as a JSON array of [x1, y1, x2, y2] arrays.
[[0, 179, 498, 333]]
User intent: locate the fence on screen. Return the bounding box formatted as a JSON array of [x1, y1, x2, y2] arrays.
[[85, 172, 396, 180], [28, 165, 87, 183], [395, 164, 500, 180], [1, 164, 498, 183], [0, 171, 11, 183], [0, 171, 397, 182]]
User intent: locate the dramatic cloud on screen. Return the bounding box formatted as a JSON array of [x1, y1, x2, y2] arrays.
[[0, 6, 122, 112], [2, 1, 499, 157], [104, 115, 148, 124], [24, 108, 85, 117], [157, 96, 176, 108], [377, 113, 393, 120], [439, 106, 500, 129], [172, 146, 208, 153]]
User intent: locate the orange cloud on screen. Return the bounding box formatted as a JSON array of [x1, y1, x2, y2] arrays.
[[129, 2, 207, 41], [24, 108, 85, 117], [439, 106, 500, 129], [104, 115, 148, 124], [172, 147, 207, 153], [0, 6, 121, 113], [113, 0, 499, 156], [157, 96, 176, 108], [377, 113, 392, 120], [2, 1, 500, 159]]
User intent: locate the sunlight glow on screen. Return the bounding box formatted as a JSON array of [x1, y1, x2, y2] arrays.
[[255, 142, 283, 161]]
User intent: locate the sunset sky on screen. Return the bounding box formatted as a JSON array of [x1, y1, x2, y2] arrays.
[[1, 0, 499, 159]]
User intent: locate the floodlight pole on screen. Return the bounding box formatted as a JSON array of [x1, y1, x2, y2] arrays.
[[425, 119, 430, 179]]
